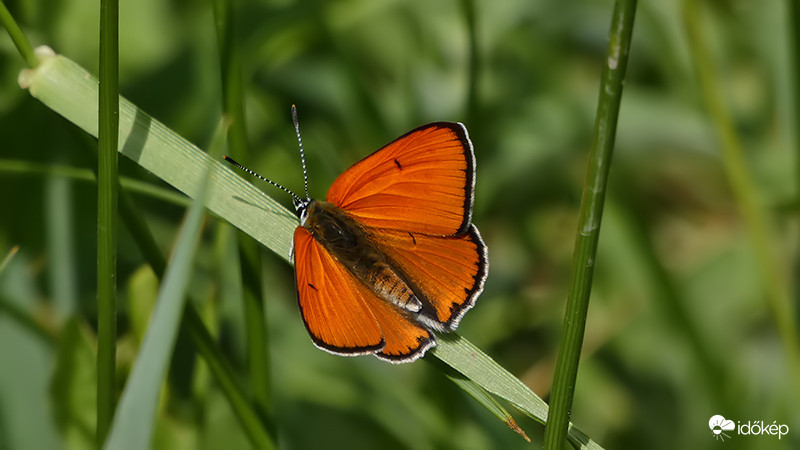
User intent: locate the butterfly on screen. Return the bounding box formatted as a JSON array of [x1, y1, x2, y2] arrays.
[[225, 107, 488, 363]]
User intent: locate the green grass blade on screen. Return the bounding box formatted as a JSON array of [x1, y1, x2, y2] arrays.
[[431, 334, 602, 450], [426, 355, 531, 443], [0, 0, 38, 68], [103, 160, 211, 450], [96, 0, 120, 442], [20, 47, 298, 261], [543, 1, 637, 449]]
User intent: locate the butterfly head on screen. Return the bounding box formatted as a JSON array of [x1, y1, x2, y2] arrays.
[[293, 196, 312, 226]]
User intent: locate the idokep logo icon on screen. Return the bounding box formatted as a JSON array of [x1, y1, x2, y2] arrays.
[[709, 414, 790, 441], [709, 415, 735, 441]]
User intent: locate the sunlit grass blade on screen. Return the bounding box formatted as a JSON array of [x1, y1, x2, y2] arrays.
[[20, 47, 297, 261]]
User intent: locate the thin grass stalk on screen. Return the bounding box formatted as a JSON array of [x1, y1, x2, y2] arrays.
[[212, 0, 273, 427], [682, 0, 800, 389], [0, 1, 37, 68], [96, 0, 120, 444], [542, 1, 637, 448]]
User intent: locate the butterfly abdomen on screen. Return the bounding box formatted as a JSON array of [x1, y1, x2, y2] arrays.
[[303, 200, 422, 313]]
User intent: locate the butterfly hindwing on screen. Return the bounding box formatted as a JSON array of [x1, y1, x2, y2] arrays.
[[326, 122, 475, 236], [361, 294, 435, 363], [370, 225, 488, 330]]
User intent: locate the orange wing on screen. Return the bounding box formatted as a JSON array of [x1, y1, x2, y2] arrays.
[[294, 227, 434, 361], [361, 294, 435, 363], [326, 123, 475, 236], [294, 227, 384, 355], [371, 225, 488, 331]]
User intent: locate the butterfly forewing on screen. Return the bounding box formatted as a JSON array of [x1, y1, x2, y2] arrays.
[[326, 122, 475, 236]]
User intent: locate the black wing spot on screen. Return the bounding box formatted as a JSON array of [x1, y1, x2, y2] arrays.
[[408, 232, 417, 245], [308, 283, 318, 291], [394, 158, 403, 170]]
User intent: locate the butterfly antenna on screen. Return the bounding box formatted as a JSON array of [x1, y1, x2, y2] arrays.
[[291, 105, 311, 201], [223, 155, 302, 204]]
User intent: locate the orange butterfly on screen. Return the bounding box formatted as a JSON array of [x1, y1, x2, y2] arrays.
[[225, 108, 488, 363]]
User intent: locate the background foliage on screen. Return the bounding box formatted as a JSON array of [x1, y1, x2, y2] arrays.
[[0, 0, 798, 448]]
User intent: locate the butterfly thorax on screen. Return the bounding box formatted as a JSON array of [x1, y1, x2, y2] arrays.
[[301, 200, 423, 314]]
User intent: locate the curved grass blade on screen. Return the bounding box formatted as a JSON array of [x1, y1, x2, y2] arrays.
[[426, 356, 530, 443], [20, 46, 298, 262], [431, 334, 602, 450]]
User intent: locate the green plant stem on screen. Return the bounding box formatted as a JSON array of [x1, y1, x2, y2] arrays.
[[96, 0, 119, 444], [543, 1, 637, 449], [0, 0, 38, 68], [682, 0, 800, 388], [212, 0, 273, 429]]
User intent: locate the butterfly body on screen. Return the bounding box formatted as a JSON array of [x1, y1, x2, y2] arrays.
[[300, 199, 423, 314]]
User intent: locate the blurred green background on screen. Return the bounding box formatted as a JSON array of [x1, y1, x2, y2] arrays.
[[1, 0, 798, 448]]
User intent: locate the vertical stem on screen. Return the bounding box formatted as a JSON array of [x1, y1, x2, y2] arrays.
[[543, 1, 637, 448], [96, 0, 119, 445]]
